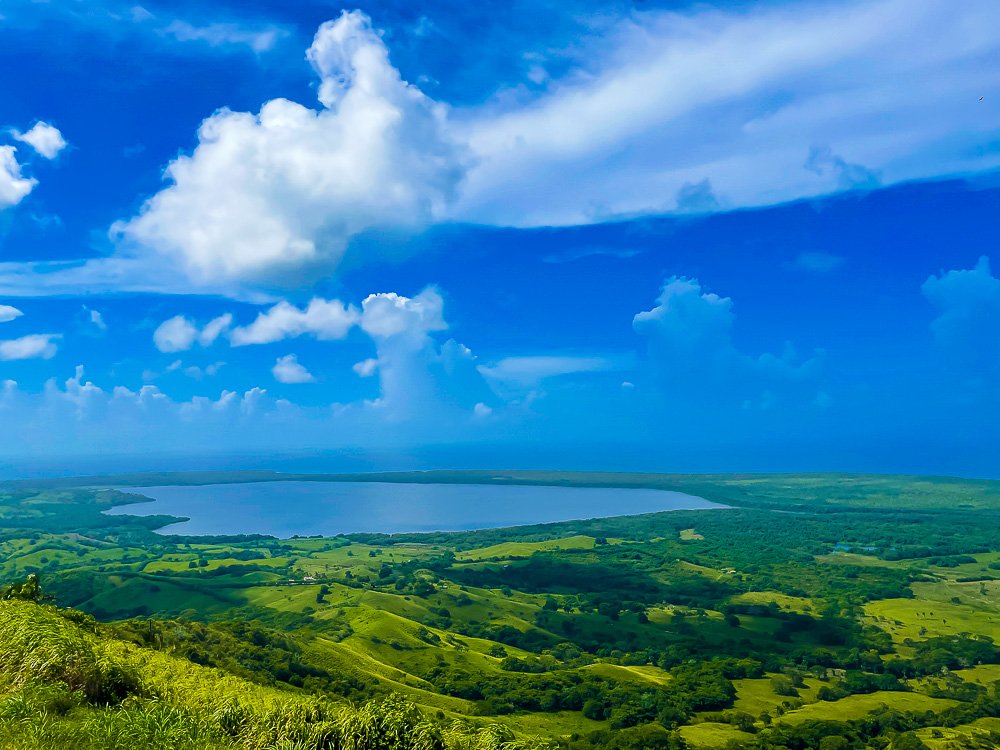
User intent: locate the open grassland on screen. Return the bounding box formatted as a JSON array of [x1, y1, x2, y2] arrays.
[[493, 711, 608, 740], [813, 551, 904, 567], [679, 722, 755, 748], [915, 717, 1000, 749], [778, 691, 959, 724], [955, 664, 1000, 686], [581, 663, 673, 686], [456, 536, 618, 561], [678, 529, 704, 541], [730, 676, 825, 716], [865, 581, 1000, 644], [727, 592, 818, 615]]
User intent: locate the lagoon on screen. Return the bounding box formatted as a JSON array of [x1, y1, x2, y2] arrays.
[[104, 481, 724, 536]]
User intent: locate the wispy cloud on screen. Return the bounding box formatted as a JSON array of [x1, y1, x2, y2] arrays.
[[788, 252, 846, 274], [457, 0, 1000, 225], [542, 247, 643, 264], [159, 19, 287, 54], [479, 355, 630, 388], [4, 2, 288, 56]]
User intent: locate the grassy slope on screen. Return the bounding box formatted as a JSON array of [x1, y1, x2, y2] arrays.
[[0, 599, 554, 750]]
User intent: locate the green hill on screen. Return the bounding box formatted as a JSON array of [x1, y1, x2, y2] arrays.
[[0, 594, 553, 750]]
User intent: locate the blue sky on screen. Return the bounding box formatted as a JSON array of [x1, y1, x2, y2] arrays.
[[1, 0, 999, 476]]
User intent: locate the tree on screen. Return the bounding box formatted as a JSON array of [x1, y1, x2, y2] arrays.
[[890, 733, 930, 750], [1, 573, 43, 602], [582, 699, 606, 720]]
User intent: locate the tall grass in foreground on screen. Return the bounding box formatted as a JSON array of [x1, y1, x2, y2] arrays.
[[0, 600, 554, 750]]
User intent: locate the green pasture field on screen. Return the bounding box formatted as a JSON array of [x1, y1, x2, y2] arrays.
[[865, 585, 1000, 644], [954, 664, 1000, 686], [730, 675, 825, 715], [455, 536, 620, 561], [778, 692, 959, 724], [915, 717, 1000, 749], [679, 722, 756, 747], [727, 592, 818, 615]]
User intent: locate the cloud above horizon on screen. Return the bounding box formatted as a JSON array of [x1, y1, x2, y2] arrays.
[[634, 276, 820, 408], [0, 147, 36, 211], [456, 0, 1000, 225], [13, 122, 67, 160], [0, 305, 24, 324], [230, 298, 359, 346], [0, 333, 60, 361], [113, 10, 464, 287], [0, 0, 995, 298], [153, 313, 232, 353], [923, 256, 1000, 379], [272, 354, 315, 384]]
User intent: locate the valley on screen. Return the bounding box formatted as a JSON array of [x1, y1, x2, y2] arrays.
[[1, 472, 999, 749]]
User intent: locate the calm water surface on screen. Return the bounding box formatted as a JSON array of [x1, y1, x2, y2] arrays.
[[104, 481, 725, 536]]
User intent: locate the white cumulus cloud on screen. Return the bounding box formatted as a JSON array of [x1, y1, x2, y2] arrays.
[[356, 288, 492, 421], [230, 298, 358, 346], [0, 147, 35, 210], [360, 288, 446, 340], [13, 121, 67, 160], [88, 308, 107, 331], [153, 313, 231, 353], [115, 10, 465, 285], [922, 256, 1000, 376], [634, 276, 819, 407], [152, 316, 197, 353], [272, 354, 316, 384], [353, 358, 378, 377], [0, 333, 59, 360]]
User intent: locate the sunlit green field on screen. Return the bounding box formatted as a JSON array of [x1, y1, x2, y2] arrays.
[[778, 691, 959, 724]]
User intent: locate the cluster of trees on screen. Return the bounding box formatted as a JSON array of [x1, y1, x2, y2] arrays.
[[112, 616, 373, 699], [425, 657, 757, 727]]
